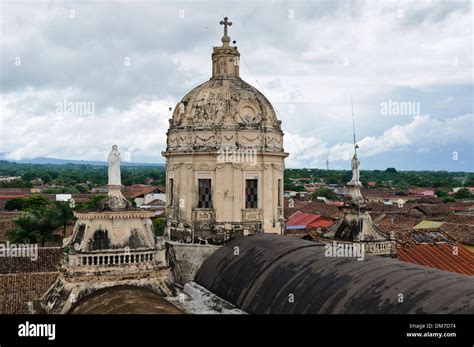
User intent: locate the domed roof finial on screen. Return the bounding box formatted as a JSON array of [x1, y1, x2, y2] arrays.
[[219, 16, 232, 47]]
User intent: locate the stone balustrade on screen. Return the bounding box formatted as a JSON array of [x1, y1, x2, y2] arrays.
[[363, 241, 396, 255], [68, 250, 157, 267]]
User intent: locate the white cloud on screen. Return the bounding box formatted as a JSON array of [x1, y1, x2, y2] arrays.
[[1, 90, 173, 162], [0, 1, 472, 169], [285, 113, 474, 168]]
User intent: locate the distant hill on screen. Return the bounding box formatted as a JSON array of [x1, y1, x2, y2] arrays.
[[0, 155, 165, 167]]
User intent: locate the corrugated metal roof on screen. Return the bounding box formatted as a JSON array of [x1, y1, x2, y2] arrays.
[[413, 220, 444, 229], [397, 242, 474, 275], [308, 219, 333, 228], [286, 212, 321, 227]]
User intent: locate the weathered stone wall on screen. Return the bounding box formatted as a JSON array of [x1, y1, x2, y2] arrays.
[[166, 241, 220, 285], [72, 213, 156, 251]]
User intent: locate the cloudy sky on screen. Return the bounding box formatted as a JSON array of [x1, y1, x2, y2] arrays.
[[0, 0, 473, 170]]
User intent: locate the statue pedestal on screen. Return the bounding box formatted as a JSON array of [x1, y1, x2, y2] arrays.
[[106, 184, 131, 210], [36, 210, 174, 314], [346, 182, 365, 206]]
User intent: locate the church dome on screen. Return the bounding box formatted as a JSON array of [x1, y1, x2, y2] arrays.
[[165, 17, 284, 154], [171, 78, 281, 129], [163, 18, 288, 244]]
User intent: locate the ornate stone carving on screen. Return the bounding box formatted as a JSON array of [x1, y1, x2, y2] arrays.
[[197, 163, 214, 170], [193, 209, 215, 222], [242, 209, 261, 222]]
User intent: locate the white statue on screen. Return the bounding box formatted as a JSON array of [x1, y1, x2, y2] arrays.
[[350, 153, 360, 184], [108, 145, 121, 185]]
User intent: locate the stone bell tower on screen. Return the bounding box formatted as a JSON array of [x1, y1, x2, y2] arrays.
[[163, 17, 288, 245]]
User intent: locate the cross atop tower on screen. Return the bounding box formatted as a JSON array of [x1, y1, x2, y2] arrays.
[[220, 16, 232, 37]]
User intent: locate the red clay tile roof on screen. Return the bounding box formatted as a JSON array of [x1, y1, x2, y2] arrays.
[[0, 248, 63, 274], [397, 242, 474, 275], [449, 203, 474, 212], [0, 272, 59, 314], [367, 202, 413, 214], [361, 188, 401, 198], [299, 201, 341, 218], [375, 215, 422, 232], [288, 201, 340, 219], [413, 196, 442, 204], [143, 199, 166, 206], [440, 223, 474, 245], [445, 214, 474, 225], [409, 204, 452, 215], [0, 188, 31, 195], [122, 185, 165, 199], [408, 187, 436, 195]]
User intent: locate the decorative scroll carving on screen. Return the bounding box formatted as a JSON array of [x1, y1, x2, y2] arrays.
[[194, 135, 216, 144], [193, 209, 215, 222], [241, 134, 261, 143]]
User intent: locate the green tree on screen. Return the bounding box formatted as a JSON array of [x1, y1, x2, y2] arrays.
[[25, 195, 50, 210], [0, 179, 33, 188], [395, 191, 408, 196], [4, 198, 25, 211], [6, 215, 40, 244], [54, 201, 75, 237], [30, 207, 61, 246], [76, 195, 107, 211], [21, 171, 35, 181], [454, 188, 472, 199], [75, 184, 89, 193], [443, 196, 456, 203], [152, 218, 165, 237], [40, 173, 52, 184], [4, 195, 49, 211], [310, 188, 338, 201], [436, 190, 448, 198]]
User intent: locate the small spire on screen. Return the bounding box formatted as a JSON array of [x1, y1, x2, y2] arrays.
[[219, 16, 232, 47]]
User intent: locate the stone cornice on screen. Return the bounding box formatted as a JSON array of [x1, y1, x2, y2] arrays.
[[74, 211, 155, 219]]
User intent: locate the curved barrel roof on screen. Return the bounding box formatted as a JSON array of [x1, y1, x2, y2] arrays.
[[195, 234, 474, 314], [70, 285, 182, 314]]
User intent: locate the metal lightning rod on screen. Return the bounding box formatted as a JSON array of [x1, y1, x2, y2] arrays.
[[351, 96, 358, 155]]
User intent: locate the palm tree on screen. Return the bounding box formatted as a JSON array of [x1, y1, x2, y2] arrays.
[[53, 201, 75, 237], [30, 207, 61, 246], [6, 214, 41, 244]]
